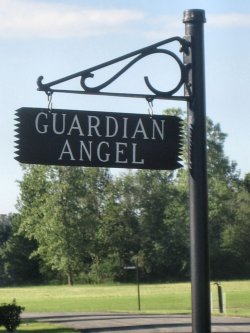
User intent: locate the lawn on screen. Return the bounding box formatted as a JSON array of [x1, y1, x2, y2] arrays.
[[0, 281, 249, 316], [210, 280, 250, 316], [0, 320, 76, 332], [0, 283, 192, 313]]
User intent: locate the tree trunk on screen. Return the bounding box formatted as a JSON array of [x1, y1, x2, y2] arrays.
[[67, 272, 73, 286]]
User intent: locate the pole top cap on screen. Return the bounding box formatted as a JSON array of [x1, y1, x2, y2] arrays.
[[183, 9, 206, 23]]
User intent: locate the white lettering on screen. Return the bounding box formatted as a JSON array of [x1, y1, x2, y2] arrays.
[[80, 141, 92, 161], [152, 119, 165, 140], [52, 113, 66, 135], [122, 117, 128, 138], [132, 143, 144, 164], [106, 116, 118, 137], [88, 116, 101, 137], [35, 112, 48, 134], [131, 118, 149, 139], [67, 115, 84, 136], [58, 140, 75, 160], [97, 141, 110, 162], [115, 142, 128, 163]]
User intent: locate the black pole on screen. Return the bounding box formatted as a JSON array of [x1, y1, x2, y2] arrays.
[[183, 9, 211, 333], [218, 285, 223, 313], [215, 283, 224, 313]]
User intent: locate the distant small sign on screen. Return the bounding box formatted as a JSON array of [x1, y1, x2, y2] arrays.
[[15, 107, 183, 170]]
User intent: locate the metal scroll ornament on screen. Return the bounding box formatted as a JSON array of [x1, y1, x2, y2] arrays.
[[37, 36, 191, 101]]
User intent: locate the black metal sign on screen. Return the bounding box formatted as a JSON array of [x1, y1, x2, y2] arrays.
[[15, 107, 183, 170]]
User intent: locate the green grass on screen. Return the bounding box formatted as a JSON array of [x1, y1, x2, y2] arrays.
[[0, 283, 191, 313], [210, 280, 250, 316], [0, 320, 76, 332], [0, 281, 249, 316]]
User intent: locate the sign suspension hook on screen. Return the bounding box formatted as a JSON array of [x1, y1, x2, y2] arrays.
[[146, 97, 154, 118], [46, 91, 53, 112]]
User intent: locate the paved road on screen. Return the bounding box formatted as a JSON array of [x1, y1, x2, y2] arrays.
[[23, 312, 250, 332]]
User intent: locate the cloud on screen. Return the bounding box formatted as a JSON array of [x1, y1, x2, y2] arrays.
[[144, 12, 250, 40], [208, 13, 250, 28], [2, 0, 249, 41], [144, 15, 183, 40], [0, 0, 145, 39]]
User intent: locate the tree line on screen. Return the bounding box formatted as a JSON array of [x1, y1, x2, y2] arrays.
[[1, 109, 249, 285]]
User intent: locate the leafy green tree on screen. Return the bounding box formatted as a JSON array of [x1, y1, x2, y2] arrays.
[[166, 110, 242, 279], [133, 169, 188, 280], [93, 168, 189, 282], [243, 172, 250, 193], [0, 214, 41, 285], [0, 214, 11, 245], [92, 171, 140, 282], [0, 214, 12, 285], [204, 119, 241, 278], [221, 174, 250, 277], [163, 109, 244, 279], [17, 166, 111, 285]]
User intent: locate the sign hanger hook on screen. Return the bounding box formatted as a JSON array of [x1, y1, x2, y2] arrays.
[[46, 91, 53, 112], [146, 97, 154, 118]]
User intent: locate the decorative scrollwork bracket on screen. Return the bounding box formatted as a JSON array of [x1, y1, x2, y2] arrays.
[[37, 36, 192, 102]]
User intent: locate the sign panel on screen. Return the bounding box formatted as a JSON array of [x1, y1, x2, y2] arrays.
[[15, 107, 183, 170]]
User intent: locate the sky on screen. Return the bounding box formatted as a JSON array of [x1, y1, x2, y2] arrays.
[[1, 0, 250, 214]]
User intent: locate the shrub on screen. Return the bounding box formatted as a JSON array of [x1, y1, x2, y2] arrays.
[[0, 299, 25, 332]]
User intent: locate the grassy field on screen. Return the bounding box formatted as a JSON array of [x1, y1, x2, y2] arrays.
[[0, 319, 76, 332], [210, 280, 250, 316], [0, 281, 249, 316], [0, 283, 191, 313]]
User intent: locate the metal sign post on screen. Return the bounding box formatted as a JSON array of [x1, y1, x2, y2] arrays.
[[184, 9, 211, 333], [124, 260, 141, 311]]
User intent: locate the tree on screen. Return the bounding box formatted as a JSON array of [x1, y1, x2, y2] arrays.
[[133, 169, 189, 280], [0, 214, 11, 246], [203, 119, 241, 278], [163, 109, 245, 279], [166, 110, 243, 279], [0, 214, 12, 285], [243, 172, 250, 193], [221, 174, 250, 277], [17, 165, 111, 285], [92, 171, 141, 282], [0, 214, 41, 285]]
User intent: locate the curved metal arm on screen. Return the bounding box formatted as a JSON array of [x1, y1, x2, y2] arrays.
[[37, 36, 191, 101]]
